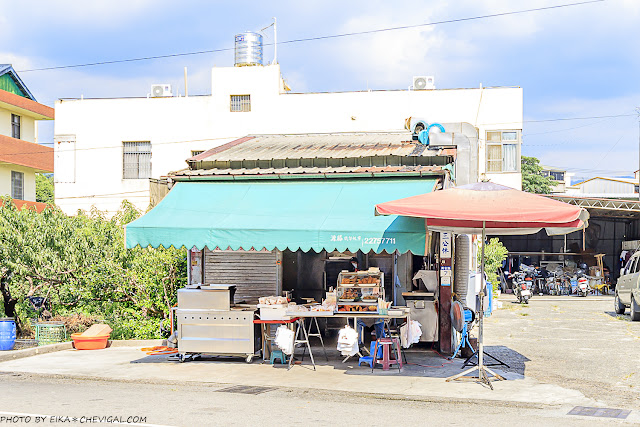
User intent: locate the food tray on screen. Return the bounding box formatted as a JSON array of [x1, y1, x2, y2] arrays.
[[338, 298, 355, 302]]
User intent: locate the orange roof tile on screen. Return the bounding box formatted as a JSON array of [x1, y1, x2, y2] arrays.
[[0, 89, 54, 120], [0, 134, 53, 172], [0, 199, 50, 213]]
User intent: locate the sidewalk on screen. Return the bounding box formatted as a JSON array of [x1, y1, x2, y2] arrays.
[[0, 345, 597, 408]]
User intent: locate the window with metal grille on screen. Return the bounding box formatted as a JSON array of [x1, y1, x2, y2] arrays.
[[486, 131, 520, 173], [11, 114, 20, 139], [123, 141, 151, 179], [230, 95, 251, 112], [11, 171, 23, 200], [191, 150, 204, 157]]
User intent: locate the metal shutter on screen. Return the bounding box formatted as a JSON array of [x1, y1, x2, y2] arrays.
[[204, 248, 282, 303]]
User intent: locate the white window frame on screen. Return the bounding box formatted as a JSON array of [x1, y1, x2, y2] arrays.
[[11, 171, 23, 200], [230, 95, 251, 112], [485, 130, 521, 173], [123, 141, 152, 179]]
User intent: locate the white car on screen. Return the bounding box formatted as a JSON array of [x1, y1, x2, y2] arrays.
[[615, 251, 640, 320]]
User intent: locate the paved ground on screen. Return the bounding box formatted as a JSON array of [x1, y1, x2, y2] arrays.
[[0, 294, 638, 426], [485, 294, 640, 409], [0, 374, 630, 427]]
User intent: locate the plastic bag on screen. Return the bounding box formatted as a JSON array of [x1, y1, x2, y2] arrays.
[[275, 325, 294, 355], [336, 325, 359, 356]]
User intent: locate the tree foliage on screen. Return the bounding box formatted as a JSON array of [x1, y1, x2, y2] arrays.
[[521, 156, 555, 194], [35, 173, 55, 203], [479, 238, 508, 292], [0, 199, 186, 339]]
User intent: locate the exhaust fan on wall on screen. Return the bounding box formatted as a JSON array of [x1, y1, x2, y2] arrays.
[[151, 84, 173, 97], [412, 76, 435, 90]]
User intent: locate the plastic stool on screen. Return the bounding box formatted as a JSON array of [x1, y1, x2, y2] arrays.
[[373, 338, 402, 372], [358, 342, 383, 368], [270, 349, 287, 365]]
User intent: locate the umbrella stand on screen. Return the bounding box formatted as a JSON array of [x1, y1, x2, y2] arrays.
[[446, 221, 505, 389]]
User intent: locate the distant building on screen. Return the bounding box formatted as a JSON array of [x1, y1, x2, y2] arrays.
[[567, 176, 639, 199], [540, 165, 574, 194], [0, 65, 54, 209]]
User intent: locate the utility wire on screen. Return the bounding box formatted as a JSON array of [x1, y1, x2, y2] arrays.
[[18, 0, 605, 73]]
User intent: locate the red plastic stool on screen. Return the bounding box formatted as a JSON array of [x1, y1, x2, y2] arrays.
[[372, 338, 402, 372]]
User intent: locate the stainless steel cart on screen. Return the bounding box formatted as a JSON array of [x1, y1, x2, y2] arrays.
[[176, 284, 258, 362]]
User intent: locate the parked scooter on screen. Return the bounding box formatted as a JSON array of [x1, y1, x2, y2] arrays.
[[509, 267, 533, 304], [577, 276, 589, 297]]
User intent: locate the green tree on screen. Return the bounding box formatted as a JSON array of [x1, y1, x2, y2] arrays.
[[0, 198, 186, 338], [521, 156, 555, 194], [480, 238, 508, 292], [35, 173, 55, 203]]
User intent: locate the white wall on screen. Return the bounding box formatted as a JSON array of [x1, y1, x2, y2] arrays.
[[0, 163, 37, 201], [54, 64, 523, 215]]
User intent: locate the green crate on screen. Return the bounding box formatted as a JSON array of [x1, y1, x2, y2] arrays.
[[34, 322, 67, 346]]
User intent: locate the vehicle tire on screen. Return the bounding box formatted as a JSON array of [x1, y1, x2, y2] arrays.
[[631, 296, 640, 321], [524, 296, 529, 304], [614, 292, 625, 314], [246, 355, 254, 363]]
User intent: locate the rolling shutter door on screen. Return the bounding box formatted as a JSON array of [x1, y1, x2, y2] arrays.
[[204, 248, 282, 303]]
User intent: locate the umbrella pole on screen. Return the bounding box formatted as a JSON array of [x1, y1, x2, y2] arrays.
[[446, 222, 505, 388]]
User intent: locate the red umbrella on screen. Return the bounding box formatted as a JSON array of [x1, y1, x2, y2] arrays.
[[375, 182, 589, 387], [376, 182, 588, 234]]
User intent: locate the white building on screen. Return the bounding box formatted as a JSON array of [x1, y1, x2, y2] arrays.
[[54, 63, 523, 215], [566, 176, 639, 199]]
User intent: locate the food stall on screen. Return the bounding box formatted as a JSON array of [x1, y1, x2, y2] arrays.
[[174, 284, 259, 363]]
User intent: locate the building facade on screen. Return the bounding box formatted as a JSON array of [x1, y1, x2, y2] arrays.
[[0, 65, 54, 205], [54, 63, 523, 215]]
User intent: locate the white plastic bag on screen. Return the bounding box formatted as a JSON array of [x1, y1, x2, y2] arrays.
[[336, 325, 359, 356], [274, 325, 294, 355]]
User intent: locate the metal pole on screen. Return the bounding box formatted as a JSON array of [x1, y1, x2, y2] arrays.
[[478, 221, 485, 381]]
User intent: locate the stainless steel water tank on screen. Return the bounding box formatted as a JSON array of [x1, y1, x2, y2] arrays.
[[234, 32, 263, 66]]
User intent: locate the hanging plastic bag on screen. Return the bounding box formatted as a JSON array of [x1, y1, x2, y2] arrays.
[[337, 325, 359, 356], [275, 325, 294, 355]]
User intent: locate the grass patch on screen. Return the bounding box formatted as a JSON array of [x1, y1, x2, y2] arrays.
[[519, 313, 529, 317]]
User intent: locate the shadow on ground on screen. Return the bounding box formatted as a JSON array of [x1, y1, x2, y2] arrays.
[[131, 341, 527, 380]]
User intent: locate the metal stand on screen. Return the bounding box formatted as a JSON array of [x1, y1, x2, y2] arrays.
[[446, 222, 506, 389], [461, 349, 509, 369], [301, 317, 329, 362], [288, 318, 316, 371]]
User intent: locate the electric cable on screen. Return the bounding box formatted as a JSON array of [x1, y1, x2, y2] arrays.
[[18, 0, 605, 73]]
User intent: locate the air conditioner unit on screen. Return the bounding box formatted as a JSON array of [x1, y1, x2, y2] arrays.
[[151, 84, 172, 97], [412, 76, 435, 90]]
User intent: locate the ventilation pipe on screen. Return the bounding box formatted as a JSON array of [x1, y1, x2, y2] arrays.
[[454, 234, 471, 307], [425, 122, 479, 186]]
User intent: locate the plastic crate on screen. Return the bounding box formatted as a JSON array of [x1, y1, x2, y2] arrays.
[[34, 322, 67, 346]]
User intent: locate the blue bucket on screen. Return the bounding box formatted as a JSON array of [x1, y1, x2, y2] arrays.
[[0, 318, 16, 351]]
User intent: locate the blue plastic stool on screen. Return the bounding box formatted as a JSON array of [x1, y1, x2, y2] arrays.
[[358, 342, 383, 368], [270, 349, 287, 365]]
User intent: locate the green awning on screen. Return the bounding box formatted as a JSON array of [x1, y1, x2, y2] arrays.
[[125, 178, 437, 255]]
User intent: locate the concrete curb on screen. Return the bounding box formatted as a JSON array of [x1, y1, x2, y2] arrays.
[[0, 342, 72, 363], [0, 339, 167, 362]]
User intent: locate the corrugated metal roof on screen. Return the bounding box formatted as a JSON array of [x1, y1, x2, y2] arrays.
[[172, 165, 446, 179], [189, 133, 424, 163]]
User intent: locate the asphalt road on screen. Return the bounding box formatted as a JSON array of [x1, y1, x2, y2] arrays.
[[0, 374, 623, 427], [485, 294, 640, 410]]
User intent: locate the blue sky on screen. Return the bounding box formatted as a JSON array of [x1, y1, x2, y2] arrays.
[[3, 0, 639, 182]]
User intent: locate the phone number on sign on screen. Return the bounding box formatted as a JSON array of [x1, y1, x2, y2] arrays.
[[362, 237, 396, 245]]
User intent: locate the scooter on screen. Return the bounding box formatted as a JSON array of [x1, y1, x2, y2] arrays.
[[510, 270, 532, 304], [577, 276, 589, 297]]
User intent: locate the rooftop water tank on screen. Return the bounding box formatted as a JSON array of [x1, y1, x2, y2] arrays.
[[234, 32, 263, 67]]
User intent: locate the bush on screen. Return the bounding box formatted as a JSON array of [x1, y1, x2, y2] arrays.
[[0, 198, 186, 339]]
